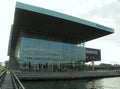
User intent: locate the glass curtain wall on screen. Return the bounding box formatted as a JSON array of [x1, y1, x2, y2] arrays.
[[16, 37, 86, 69]]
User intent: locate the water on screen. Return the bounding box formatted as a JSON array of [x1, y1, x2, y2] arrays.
[[22, 77, 120, 89]]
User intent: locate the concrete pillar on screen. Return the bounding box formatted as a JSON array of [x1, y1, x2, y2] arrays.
[[8, 56, 19, 70], [92, 61, 94, 70]]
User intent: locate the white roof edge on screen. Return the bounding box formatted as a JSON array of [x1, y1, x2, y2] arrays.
[[16, 2, 114, 33]]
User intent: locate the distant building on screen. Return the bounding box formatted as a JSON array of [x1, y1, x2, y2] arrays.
[[8, 2, 114, 70]]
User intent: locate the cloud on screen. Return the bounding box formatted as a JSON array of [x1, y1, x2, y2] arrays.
[[82, 0, 120, 63], [80, 1, 120, 45]]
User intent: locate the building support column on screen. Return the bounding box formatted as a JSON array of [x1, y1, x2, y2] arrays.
[[8, 56, 18, 70], [91, 61, 94, 70]]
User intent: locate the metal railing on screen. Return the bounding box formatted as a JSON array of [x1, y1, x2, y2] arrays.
[[0, 69, 6, 87], [11, 70, 25, 89]]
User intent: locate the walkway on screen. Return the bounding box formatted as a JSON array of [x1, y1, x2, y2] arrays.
[[0, 70, 13, 89]]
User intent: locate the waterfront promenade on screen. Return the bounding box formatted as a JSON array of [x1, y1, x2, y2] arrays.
[[0, 70, 13, 89], [0, 70, 25, 89], [0, 69, 120, 89], [15, 70, 120, 80]]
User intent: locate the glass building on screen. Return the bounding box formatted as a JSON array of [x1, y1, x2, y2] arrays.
[[15, 37, 85, 68], [8, 2, 114, 70]]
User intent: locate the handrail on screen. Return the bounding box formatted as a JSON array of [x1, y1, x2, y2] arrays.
[[0, 69, 7, 87], [11, 70, 25, 89]]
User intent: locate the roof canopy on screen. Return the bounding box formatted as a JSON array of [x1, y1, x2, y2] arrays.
[[8, 2, 114, 55]]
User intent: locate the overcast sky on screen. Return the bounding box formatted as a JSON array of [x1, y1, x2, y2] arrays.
[[0, 0, 120, 64]]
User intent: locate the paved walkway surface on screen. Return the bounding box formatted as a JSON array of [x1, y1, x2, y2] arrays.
[[0, 71, 13, 89]]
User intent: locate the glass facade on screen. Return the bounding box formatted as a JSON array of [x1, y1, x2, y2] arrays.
[[15, 37, 86, 67]]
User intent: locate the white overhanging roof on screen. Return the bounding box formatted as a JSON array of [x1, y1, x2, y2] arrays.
[[8, 2, 114, 56]]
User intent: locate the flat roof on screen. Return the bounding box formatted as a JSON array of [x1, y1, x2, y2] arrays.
[[8, 2, 114, 55]]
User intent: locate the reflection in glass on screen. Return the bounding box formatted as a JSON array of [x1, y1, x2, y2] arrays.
[[15, 37, 86, 66]]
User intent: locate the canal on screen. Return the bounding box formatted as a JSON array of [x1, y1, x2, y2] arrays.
[[22, 77, 120, 89]]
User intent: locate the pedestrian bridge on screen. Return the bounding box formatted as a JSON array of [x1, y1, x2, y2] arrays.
[[0, 69, 25, 89]]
